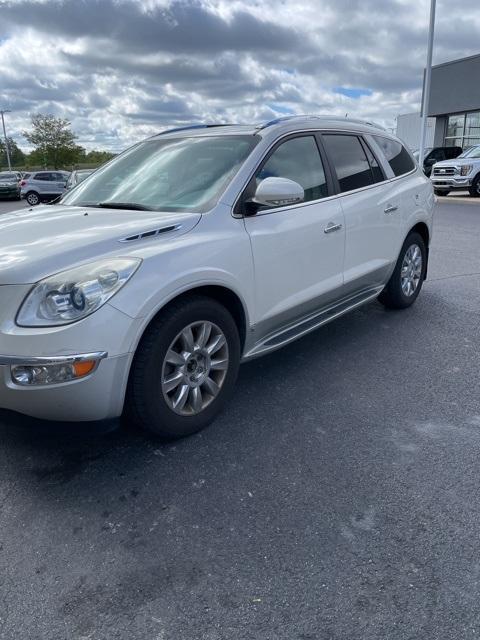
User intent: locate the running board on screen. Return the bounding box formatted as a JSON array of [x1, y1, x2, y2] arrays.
[[242, 287, 383, 361]]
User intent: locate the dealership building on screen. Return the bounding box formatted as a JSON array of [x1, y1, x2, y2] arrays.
[[396, 54, 480, 152], [428, 53, 480, 149]]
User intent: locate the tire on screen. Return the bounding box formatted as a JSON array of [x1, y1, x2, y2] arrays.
[[26, 191, 40, 206], [434, 188, 449, 196], [468, 174, 480, 198], [379, 232, 427, 310], [126, 295, 241, 439]]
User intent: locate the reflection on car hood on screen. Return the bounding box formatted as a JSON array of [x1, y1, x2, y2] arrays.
[[433, 158, 477, 167], [0, 204, 201, 284]]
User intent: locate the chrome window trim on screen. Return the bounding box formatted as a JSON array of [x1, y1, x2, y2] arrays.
[[232, 128, 417, 218]]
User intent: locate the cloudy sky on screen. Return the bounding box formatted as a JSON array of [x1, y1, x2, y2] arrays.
[[1, 0, 479, 151]]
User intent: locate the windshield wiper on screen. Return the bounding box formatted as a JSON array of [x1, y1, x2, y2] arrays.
[[95, 201, 154, 211]]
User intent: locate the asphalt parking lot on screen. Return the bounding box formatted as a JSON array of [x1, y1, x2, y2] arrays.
[[0, 195, 479, 640]]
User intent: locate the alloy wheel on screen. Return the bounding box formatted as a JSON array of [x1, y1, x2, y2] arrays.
[[400, 243, 422, 297], [161, 321, 229, 416], [27, 193, 39, 206]]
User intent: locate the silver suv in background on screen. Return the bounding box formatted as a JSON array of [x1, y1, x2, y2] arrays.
[[431, 145, 480, 197], [20, 170, 70, 205]]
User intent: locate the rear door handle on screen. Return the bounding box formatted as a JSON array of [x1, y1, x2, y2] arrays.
[[324, 222, 343, 234], [384, 204, 399, 214]]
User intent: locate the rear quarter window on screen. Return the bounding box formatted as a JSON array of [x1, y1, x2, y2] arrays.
[[372, 136, 415, 177]]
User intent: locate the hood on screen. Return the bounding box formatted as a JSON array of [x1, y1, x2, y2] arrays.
[[433, 157, 474, 168], [0, 204, 201, 284]]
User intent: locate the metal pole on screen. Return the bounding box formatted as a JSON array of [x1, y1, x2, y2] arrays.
[[419, 0, 436, 170], [1, 110, 12, 172]]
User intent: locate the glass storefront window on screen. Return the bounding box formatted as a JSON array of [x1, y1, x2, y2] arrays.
[[465, 112, 480, 137], [445, 138, 463, 148], [445, 112, 480, 150], [447, 114, 465, 137]]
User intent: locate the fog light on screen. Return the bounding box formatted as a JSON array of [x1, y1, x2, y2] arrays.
[[11, 359, 98, 386]]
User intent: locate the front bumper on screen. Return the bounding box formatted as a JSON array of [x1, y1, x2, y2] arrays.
[[431, 175, 472, 190], [0, 352, 131, 421], [0, 285, 142, 422], [0, 187, 20, 198]]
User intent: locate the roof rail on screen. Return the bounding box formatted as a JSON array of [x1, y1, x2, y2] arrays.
[[158, 123, 235, 135], [255, 114, 386, 132], [255, 115, 310, 130], [336, 117, 386, 131]]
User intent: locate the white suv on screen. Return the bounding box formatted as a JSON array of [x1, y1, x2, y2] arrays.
[[0, 116, 434, 438]]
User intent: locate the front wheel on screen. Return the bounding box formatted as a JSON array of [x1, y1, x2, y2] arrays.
[[468, 175, 480, 198], [127, 296, 241, 439], [379, 232, 427, 310]]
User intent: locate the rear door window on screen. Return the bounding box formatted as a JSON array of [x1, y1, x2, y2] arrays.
[[372, 135, 415, 176], [428, 149, 446, 162], [322, 134, 377, 193], [446, 147, 461, 159]]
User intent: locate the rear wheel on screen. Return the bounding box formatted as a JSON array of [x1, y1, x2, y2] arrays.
[[26, 191, 40, 206], [379, 232, 427, 310], [468, 174, 480, 198], [127, 296, 241, 439]]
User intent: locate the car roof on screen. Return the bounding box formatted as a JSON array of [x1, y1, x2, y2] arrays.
[[151, 115, 392, 143]]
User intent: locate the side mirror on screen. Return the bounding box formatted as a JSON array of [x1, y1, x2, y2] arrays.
[[249, 177, 304, 211]]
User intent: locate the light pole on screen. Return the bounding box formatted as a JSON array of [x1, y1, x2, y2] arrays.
[[0, 109, 12, 172], [419, 0, 436, 167]]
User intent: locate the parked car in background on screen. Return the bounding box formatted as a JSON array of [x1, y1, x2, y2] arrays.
[[414, 146, 463, 176], [20, 170, 70, 205], [65, 169, 95, 191], [0, 171, 21, 200], [431, 144, 480, 196], [0, 116, 434, 439]]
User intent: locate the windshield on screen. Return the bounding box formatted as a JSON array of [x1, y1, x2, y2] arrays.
[[0, 173, 17, 181], [62, 135, 258, 212], [77, 170, 93, 183], [458, 145, 480, 159]]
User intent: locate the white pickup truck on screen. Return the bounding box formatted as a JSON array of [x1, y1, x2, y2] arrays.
[[431, 145, 480, 197]]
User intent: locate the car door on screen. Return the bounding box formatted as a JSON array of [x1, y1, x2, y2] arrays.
[[242, 134, 345, 338], [321, 132, 402, 297], [32, 173, 48, 195], [53, 172, 67, 194]]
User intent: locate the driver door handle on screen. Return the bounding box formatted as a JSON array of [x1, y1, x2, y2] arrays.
[[324, 222, 343, 234], [384, 204, 398, 214]]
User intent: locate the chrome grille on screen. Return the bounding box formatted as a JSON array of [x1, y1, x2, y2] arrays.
[[433, 167, 456, 176]]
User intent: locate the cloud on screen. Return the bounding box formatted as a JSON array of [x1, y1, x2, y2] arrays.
[[0, 0, 479, 151]]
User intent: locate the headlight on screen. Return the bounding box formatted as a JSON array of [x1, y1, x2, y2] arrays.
[[17, 257, 141, 327], [460, 165, 473, 176]]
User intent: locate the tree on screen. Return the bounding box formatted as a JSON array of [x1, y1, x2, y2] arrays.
[[84, 149, 115, 164], [23, 114, 80, 169], [0, 137, 25, 168]]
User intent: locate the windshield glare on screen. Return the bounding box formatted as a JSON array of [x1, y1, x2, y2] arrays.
[[62, 135, 258, 212], [459, 145, 480, 159], [0, 173, 17, 181]]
